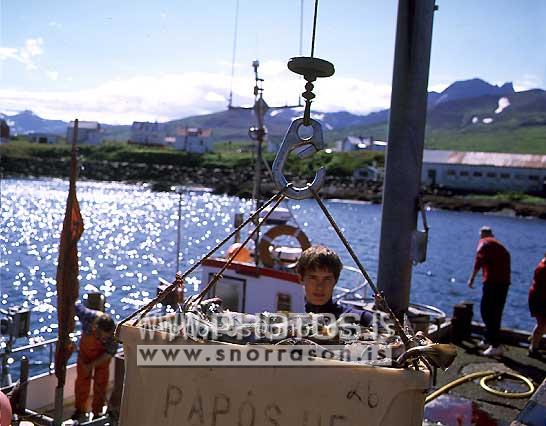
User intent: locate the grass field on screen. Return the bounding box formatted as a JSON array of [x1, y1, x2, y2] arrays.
[[326, 123, 546, 155]]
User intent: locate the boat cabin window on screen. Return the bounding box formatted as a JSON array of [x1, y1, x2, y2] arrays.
[[276, 293, 292, 312], [209, 274, 246, 312]]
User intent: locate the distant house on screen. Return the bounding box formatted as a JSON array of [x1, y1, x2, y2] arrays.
[[66, 121, 103, 145], [336, 136, 387, 152], [422, 150, 546, 194], [130, 121, 166, 146], [267, 139, 280, 154], [174, 127, 213, 153], [28, 133, 60, 144], [0, 119, 9, 143], [337, 136, 371, 152], [368, 140, 387, 151], [353, 165, 384, 182]]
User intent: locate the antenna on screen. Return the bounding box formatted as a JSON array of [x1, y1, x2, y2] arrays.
[[228, 0, 240, 108]]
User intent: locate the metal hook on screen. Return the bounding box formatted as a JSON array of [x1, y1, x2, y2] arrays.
[[272, 118, 326, 200]]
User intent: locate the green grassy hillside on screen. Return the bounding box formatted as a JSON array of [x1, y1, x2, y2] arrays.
[[1, 139, 383, 177], [326, 89, 546, 154]]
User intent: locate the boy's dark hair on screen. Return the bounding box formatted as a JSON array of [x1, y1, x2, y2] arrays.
[[96, 313, 115, 333], [296, 245, 343, 281]]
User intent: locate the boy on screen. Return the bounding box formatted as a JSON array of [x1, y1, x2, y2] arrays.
[[72, 303, 117, 420], [296, 245, 372, 327]]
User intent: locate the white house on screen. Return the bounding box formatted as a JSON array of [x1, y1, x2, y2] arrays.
[[336, 136, 371, 152], [422, 150, 546, 194], [368, 140, 387, 151], [336, 136, 387, 152], [28, 133, 60, 144], [66, 121, 103, 145], [130, 122, 166, 146], [174, 127, 213, 153]]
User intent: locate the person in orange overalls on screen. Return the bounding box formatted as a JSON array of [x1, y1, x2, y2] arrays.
[[72, 303, 117, 420]]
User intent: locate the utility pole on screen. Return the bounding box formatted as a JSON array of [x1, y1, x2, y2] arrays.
[[377, 0, 437, 315]]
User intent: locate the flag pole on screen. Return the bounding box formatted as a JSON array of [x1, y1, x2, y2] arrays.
[[54, 119, 84, 424]]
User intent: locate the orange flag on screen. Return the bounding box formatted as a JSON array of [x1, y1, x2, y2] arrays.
[[55, 119, 84, 387]]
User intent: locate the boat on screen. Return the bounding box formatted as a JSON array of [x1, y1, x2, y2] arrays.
[[3, 2, 544, 425]]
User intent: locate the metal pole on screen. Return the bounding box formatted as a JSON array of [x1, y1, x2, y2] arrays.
[[1, 322, 13, 387], [175, 187, 183, 275], [377, 0, 437, 315], [17, 356, 29, 415], [54, 386, 64, 425]]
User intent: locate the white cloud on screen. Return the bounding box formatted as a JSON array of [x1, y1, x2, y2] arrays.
[[514, 74, 543, 91], [48, 21, 62, 29], [0, 67, 393, 124], [0, 37, 44, 70], [428, 82, 450, 93], [46, 70, 59, 81], [0, 48, 19, 61], [24, 38, 44, 57]]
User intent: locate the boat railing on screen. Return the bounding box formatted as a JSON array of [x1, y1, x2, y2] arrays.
[[333, 265, 369, 302], [1, 331, 83, 389]]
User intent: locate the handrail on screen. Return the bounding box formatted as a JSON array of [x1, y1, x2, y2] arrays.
[[10, 331, 82, 354], [2, 331, 83, 378], [333, 265, 369, 302]]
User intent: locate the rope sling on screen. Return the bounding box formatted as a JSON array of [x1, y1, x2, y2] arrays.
[[115, 0, 445, 372]]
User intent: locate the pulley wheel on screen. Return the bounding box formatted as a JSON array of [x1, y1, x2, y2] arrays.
[[287, 57, 335, 79]]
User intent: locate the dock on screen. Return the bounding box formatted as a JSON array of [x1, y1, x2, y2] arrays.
[[425, 321, 546, 425]]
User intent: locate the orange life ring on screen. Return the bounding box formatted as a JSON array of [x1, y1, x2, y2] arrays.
[[258, 225, 311, 268]]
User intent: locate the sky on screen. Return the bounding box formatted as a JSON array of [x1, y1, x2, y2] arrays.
[[0, 0, 545, 124]]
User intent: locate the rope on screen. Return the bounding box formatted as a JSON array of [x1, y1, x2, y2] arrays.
[[425, 370, 535, 403], [308, 186, 412, 348], [310, 0, 319, 57], [115, 189, 286, 335], [191, 191, 287, 306]]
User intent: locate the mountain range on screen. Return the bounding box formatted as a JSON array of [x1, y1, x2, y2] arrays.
[[2, 78, 545, 153]]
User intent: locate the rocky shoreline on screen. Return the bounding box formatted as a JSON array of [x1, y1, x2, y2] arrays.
[[2, 156, 545, 219]]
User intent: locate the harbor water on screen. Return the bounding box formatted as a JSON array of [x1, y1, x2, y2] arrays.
[[1, 177, 545, 375]]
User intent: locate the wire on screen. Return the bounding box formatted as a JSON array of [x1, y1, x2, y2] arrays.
[[228, 0, 240, 107], [310, 0, 319, 57], [299, 0, 304, 56]]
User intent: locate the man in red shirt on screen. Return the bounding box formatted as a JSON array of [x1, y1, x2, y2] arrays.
[[528, 252, 546, 357], [467, 226, 511, 357]]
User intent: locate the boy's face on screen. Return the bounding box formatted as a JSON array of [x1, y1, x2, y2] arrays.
[[300, 267, 337, 306]]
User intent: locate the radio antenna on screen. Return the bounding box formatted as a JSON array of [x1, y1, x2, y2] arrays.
[[228, 0, 240, 108]]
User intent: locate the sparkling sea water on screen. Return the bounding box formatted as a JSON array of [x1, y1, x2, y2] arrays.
[[1, 177, 545, 375]]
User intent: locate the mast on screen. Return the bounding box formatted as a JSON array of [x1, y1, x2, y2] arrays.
[[376, 0, 437, 315], [250, 60, 268, 212], [231, 61, 300, 267], [250, 60, 268, 266]]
